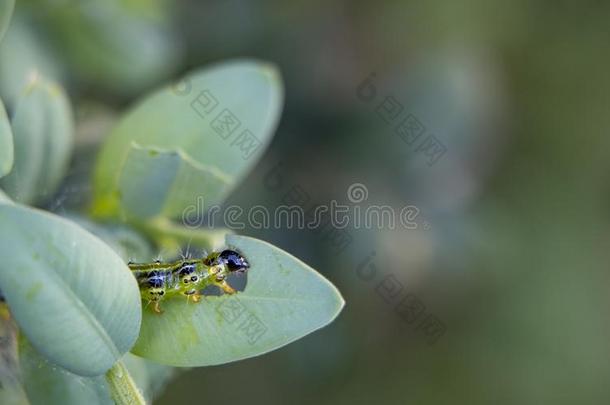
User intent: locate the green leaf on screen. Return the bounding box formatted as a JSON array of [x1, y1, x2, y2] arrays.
[[0, 204, 142, 376], [92, 60, 283, 220], [62, 213, 153, 263], [0, 187, 12, 204], [0, 13, 63, 106], [19, 341, 175, 405], [0, 76, 74, 205], [131, 235, 345, 366], [0, 97, 13, 177], [122, 354, 176, 403], [118, 143, 232, 220], [19, 338, 112, 405], [0, 0, 14, 43], [39, 1, 178, 95]]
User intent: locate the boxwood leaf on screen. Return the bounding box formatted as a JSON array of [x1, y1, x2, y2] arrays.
[[0, 97, 13, 177], [131, 234, 345, 366], [0, 204, 141, 376], [118, 143, 232, 220], [61, 213, 153, 263], [92, 60, 283, 220], [20, 340, 175, 405], [0, 12, 63, 106], [39, 0, 178, 95], [19, 338, 112, 405], [0, 76, 73, 205]]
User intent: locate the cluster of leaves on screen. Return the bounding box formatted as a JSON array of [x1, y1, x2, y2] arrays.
[[0, 2, 344, 404]]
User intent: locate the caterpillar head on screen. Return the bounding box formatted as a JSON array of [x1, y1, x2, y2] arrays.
[[218, 250, 250, 273], [204, 249, 249, 281]]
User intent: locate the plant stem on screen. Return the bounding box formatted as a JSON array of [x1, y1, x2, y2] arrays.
[[105, 360, 146, 405]]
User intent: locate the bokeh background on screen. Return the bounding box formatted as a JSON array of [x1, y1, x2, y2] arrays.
[[2, 0, 609, 404]]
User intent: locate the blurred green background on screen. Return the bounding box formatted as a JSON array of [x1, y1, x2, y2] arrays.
[[3, 0, 610, 404]]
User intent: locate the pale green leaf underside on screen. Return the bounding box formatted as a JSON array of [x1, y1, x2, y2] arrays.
[[0, 97, 13, 177], [63, 213, 153, 263], [19, 338, 112, 405], [0, 13, 63, 106], [92, 59, 283, 219], [0, 204, 141, 376], [20, 339, 172, 405], [131, 235, 345, 366], [118, 143, 232, 220], [0, 77, 73, 205], [41, 1, 177, 95]]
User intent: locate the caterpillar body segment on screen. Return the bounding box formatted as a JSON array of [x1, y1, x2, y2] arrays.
[[128, 250, 249, 314]]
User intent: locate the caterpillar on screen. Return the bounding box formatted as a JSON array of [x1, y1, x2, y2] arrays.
[[128, 249, 249, 314]]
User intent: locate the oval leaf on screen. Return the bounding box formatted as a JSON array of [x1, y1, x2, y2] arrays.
[[0, 204, 141, 376], [0, 98, 13, 177], [62, 213, 153, 263], [40, 1, 178, 95], [92, 60, 283, 220], [0, 76, 73, 205], [20, 340, 174, 405], [0, 13, 63, 106], [118, 143, 232, 220], [19, 338, 112, 405], [131, 235, 345, 366]]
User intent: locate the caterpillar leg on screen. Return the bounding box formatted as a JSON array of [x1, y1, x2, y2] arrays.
[[183, 290, 203, 303], [151, 300, 163, 314], [218, 280, 236, 294]]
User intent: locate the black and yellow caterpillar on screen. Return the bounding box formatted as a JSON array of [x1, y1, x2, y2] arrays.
[[128, 249, 249, 314]]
